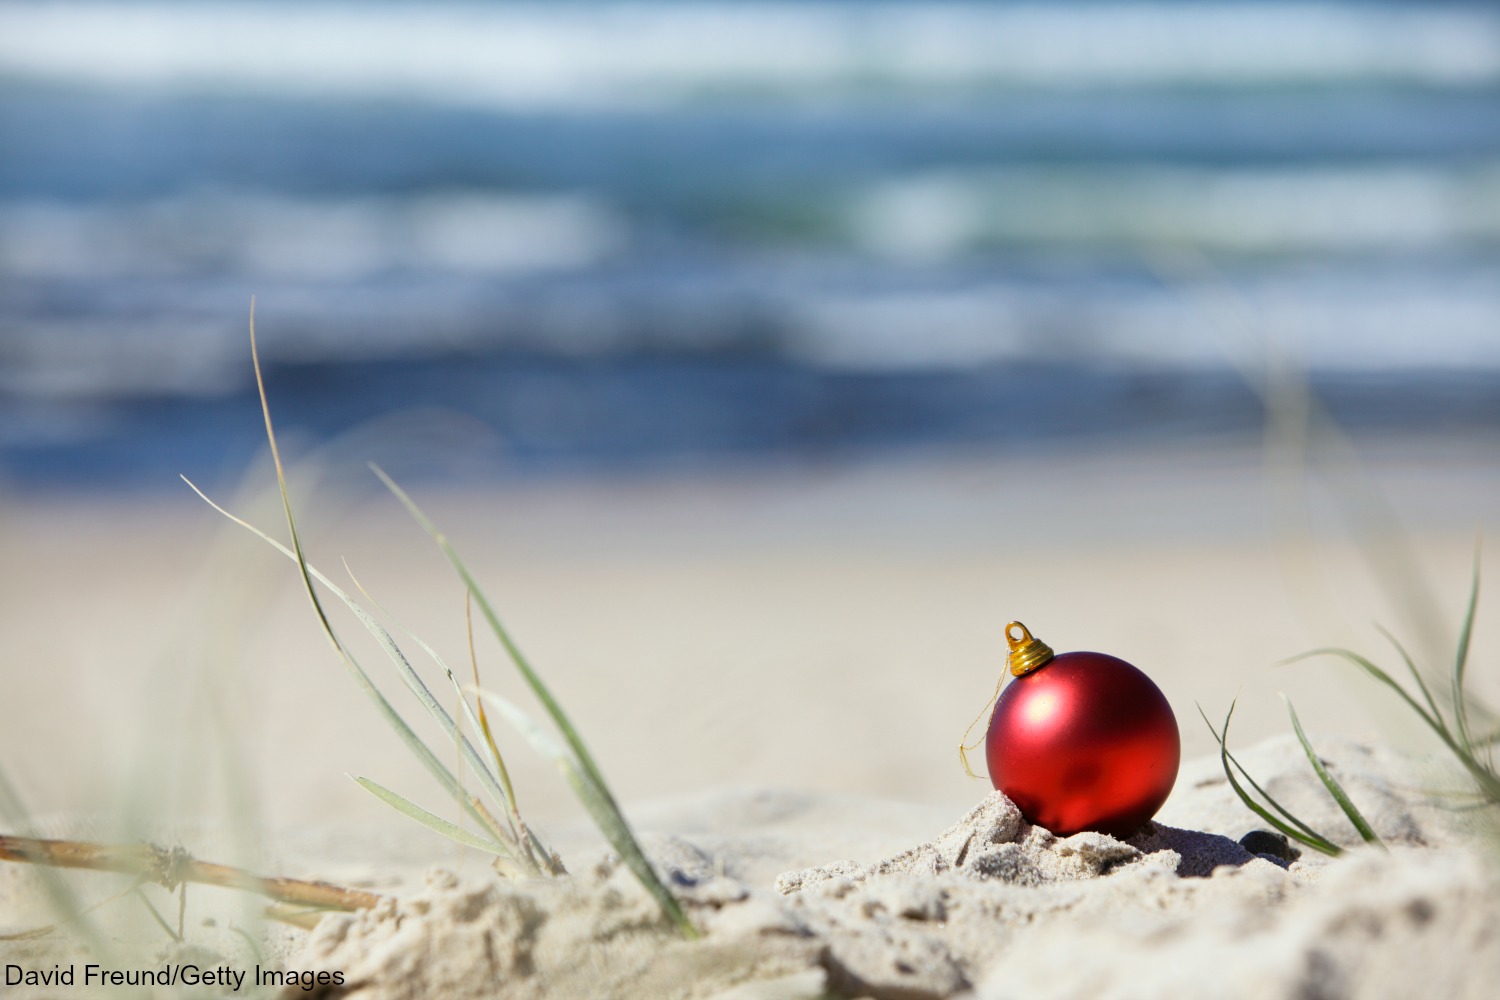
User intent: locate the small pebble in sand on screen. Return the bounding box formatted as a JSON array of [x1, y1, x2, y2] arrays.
[[1238, 829, 1297, 861]]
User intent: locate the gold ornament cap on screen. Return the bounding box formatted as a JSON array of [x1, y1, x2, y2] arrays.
[[1006, 621, 1055, 677]]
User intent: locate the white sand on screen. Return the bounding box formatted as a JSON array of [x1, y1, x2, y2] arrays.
[[1, 442, 1497, 996], [285, 735, 1496, 1000], [2, 442, 1495, 829], [5, 734, 1493, 998]]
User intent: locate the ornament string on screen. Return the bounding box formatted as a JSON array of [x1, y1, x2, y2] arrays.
[[958, 675, 1005, 779], [960, 622, 1056, 778]]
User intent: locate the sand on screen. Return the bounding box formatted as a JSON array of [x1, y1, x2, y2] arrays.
[[5, 736, 1489, 999], [1, 441, 1497, 997], [283, 735, 1495, 1000], [3, 442, 1496, 827]]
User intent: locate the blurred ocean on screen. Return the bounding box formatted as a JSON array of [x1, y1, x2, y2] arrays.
[[2, 1, 1499, 489]]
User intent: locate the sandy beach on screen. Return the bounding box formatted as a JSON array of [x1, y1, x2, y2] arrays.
[[0, 437, 1497, 996], [5, 0, 1500, 993]]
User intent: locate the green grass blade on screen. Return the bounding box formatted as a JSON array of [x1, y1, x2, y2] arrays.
[[183, 477, 502, 844], [1372, 623, 1449, 737], [1197, 704, 1343, 856], [222, 313, 513, 842], [1222, 748, 1330, 846], [1285, 647, 1446, 737], [345, 568, 561, 873], [370, 465, 619, 811], [415, 637, 519, 828], [341, 561, 525, 846], [475, 690, 699, 939], [332, 592, 514, 829], [1195, 701, 1330, 844], [1292, 647, 1500, 802], [1283, 697, 1384, 849], [360, 591, 558, 872], [1452, 552, 1481, 754], [455, 596, 559, 873], [465, 591, 524, 829], [351, 778, 511, 856], [436, 669, 535, 855], [246, 304, 343, 666]]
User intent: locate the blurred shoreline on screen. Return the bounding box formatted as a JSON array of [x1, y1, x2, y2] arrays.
[[6, 359, 1500, 494]]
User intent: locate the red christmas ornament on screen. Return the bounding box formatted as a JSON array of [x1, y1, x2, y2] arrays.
[[984, 622, 1179, 838]]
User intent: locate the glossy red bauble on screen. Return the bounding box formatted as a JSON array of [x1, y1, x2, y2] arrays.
[[986, 647, 1180, 838]]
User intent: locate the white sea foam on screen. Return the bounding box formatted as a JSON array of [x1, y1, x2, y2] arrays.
[[5, 161, 1496, 283], [782, 277, 1500, 373], [0, 193, 621, 280], [850, 164, 1500, 258], [1, 2, 1497, 107], [4, 260, 1499, 404]]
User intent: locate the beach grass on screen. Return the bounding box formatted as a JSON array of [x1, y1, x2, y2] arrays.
[[0, 313, 700, 942], [186, 309, 698, 937], [1209, 551, 1493, 856]]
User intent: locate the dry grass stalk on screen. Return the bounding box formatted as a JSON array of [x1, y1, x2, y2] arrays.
[[0, 834, 383, 912]]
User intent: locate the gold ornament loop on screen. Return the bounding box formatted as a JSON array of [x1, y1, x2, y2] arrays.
[[1006, 621, 1055, 677]]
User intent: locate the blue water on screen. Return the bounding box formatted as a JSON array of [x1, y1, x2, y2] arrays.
[[3, 1, 1499, 489]]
